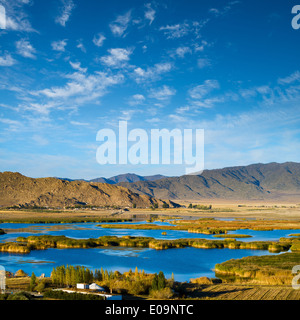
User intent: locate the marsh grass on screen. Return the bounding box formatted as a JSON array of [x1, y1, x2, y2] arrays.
[[1, 234, 293, 253], [215, 252, 300, 285]]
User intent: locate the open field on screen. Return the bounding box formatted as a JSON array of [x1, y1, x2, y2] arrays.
[[4, 277, 300, 300], [175, 283, 300, 300], [1, 201, 300, 223]]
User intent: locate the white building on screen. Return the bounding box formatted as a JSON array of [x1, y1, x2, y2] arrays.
[[89, 283, 105, 291], [76, 283, 89, 290]]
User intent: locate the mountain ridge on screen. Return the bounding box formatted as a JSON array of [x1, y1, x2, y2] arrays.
[[56, 173, 168, 184], [0, 172, 178, 208], [118, 162, 300, 201]]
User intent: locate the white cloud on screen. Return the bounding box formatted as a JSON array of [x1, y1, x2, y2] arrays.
[[133, 62, 173, 83], [76, 40, 86, 53], [149, 85, 176, 101], [175, 46, 192, 58], [32, 134, 49, 146], [278, 71, 300, 85], [189, 80, 220, 100], [100, 48, 133, 68], [160, 19, 209, 40], [197, 58, 211, 69], [0, 53, 16, 66], [55, 0, 75, 27], [0, 4, 5, 29], [194, 40, 210, 52], [51, 39, 68, 52], [93, 33, 106, 47], [69, 61, 87, 73], [16, 39, 36, 59], [1, 0, 35, 32], [159, 23, 190, 39], [144, 3, 155, 25], [209, 1, 240, 18], [0, 117, 22, 131], [128, 94, 146, 106], [109, 10, 132, 37], [35, 71, 124, 104], [70, 121, 90, 126]]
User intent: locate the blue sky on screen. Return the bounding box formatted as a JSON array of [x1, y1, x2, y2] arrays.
[[0, 0, 300, 179]]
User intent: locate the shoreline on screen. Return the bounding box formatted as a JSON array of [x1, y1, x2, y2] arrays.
[[1, 201, 300, 223]]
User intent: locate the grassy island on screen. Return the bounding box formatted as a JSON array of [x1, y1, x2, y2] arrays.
[[0, 234, 296, 254]]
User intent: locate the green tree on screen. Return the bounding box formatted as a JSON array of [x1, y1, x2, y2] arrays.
[[135, 266, 139, 280], [158, 271, 166, 290], [151, 273, 158, 291], [29, 272, 37, 291]]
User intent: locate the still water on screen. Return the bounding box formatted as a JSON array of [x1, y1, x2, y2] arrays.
[[0, 221, 297, 282]]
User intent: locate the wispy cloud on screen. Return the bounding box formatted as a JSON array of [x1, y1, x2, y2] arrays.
[[159, 20, 207, 39], [109, 10, 132, 37], [128, 94, 146, 106], [209, 1, 240, 17], [159, 23, 190, 39], [0, 53, 16, 66], [0, 117, 23, 132], [55, 0, 75, 27], [69, 61, 87, 73], [188, 80, 220, 100], [76, 40, 86, 53], [51, 39, 68, 52], [32, 134, 49, 146], [174, 46, 192, 58], [93, 33, 106, 47], [197, 58, 211, 69], [149, 85, 176, 101], [34, 71, 124, 106], [133, 62, 173, 83], [278, 71, 300, 85], [16, 39, 36, 59], [99, 48, 133, 68], [1, 0, 36, 32], [70, 121, 90, 126], [144, 3, 156, 25]]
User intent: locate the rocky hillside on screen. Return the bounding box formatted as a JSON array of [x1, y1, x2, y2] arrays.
[[0, 172, 178, 208], [119, 162, 300, 201]]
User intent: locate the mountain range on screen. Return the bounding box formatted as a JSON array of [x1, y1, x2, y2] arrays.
[[56, 173, 167, 184], [1, 162, 299, 209], [90, 173, 167, 184], [0, 172, 177, 209], [118, 162, 300, 201]]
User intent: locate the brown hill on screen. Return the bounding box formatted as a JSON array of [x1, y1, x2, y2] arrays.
[[0, 172, 178, 208], [119, 162, 300, 201]]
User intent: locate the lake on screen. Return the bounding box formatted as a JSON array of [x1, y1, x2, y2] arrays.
[[0, 221, 298, 282]]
